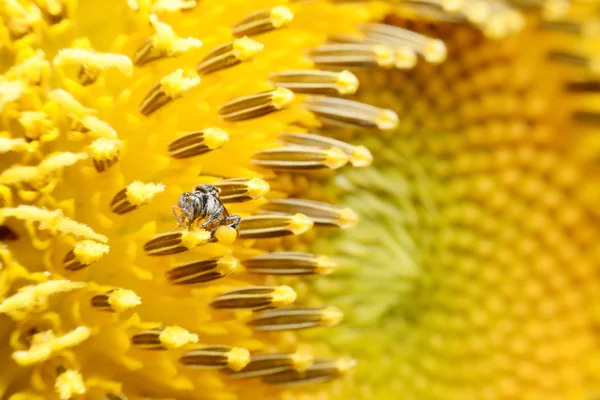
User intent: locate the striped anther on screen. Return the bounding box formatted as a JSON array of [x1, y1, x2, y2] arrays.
[[139, 69, 200, 116], [242, 252, 337, 276], [251, 147, 348, 171], [143, 230, 211, 256], [110, 181, 165, 214], [180, 346, 251, 371], [166, 254, 240, 285], [262, 357, 356, 386], [279, 132, 373, 167], [247, 306, 343, 331], [231, 6, 293, 37], [131, 325, 198, 350], [229, 349, 314, 379], [212, 178, 270, 203], [88, 138, 122, 172], [219, 88, 294, 122], [210, 286, 296, 310], [361, 23, 447, 64], [303, 96, 399, 131], [308, 43, 395, 69], [168, 127, 229, 159], [63, 240, 109, 271], [269, 70, 359, 95], [196, 37, 263, 75], [90, 289, 141, 312], [102, 393, 128, 400], [260, 198, 358, 229], [238, 213, 313, 239]]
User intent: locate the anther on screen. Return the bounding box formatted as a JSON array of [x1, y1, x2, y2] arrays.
[[139, 68, 200, 116], [279, 132, 372, 167], [167, 127, 229, 159], [180, 346, 251, 371], [242, 252, 337, 276], [262, 357, 356, 386], [229, 349, 313, 379], [88, 138, 122, 172], [53, 49, 133, 85], [232, 6, 293, 37], [269, 70, 359, 95], [260, 198, 358, 229], [12, 326, 91, 365], [218, 88, 294, 122], [251, 147, 348, 171], [63, 240, 110, 271], [566, 81, 600, 92], [238, 214, 313, 239], [90, 288, 141, 312], [134, 14, 202, 66], [303, 96, 399, 131], [110, 181, 165, 214], [360, 23, 447, 64], [143, 230, 211, 256], [210, 286, 296, 310], [36, 0, 67, 25], [55, 369, 86, 400], [131, 325, 198, 350], [247, 306, 343, 331], [211, 178, 270, 203], [308, 43, 395, 69], [166, 254, 240, 285], [196, 37, 263, 75]]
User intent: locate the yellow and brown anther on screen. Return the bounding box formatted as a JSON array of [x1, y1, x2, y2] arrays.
[[269, 70, 359, 95], [210, 177, 269, 203], [218, 88, 294, 122], [251, 146, 348, 171], [231, 6, 293, 37], [109, 181, 165, 215], [180, 345, 250, 371], [63, 240, 109, 271], [247, 305, 343, 331], [167, 127, 229, 159], [242, 252, 337, 276], [228, 348, 313, 379], [166, 254, 240, 285], [196, 37, 263, 75], [131, 325, 198, 350], [138, 68, 200, 116], [279, 132, 373, 167], [262, 357, 357, 386], [90, 288, 141, 312], [88, 138, 122, 173], [210, 285, 296, 310], [260, 198, 359, 229], [143, 230, 212, 256], [237, 213, 313, 239], [308, 43, 396, 69]]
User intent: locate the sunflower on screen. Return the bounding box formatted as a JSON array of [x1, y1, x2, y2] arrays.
[[1, 0, 599, 399]]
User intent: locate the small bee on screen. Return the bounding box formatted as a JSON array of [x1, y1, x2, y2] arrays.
[[172, 184, 241, 233]]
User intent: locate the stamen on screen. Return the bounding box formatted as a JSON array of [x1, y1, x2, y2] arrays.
[[139, 68, 200, 116], [238, 213, 313, 239], [308, 43, 395, 69], [55, 369, 86, 400], [19, 111, 58, 141], [63, 240, 110, 271], [90, 289, 141, 312], [262, 357, 356, 386], [251, 147, 348, 171], [303, 96, 399, 131], [573, 111, 600, 125], [167, 127, 229, 159], [232, 6, 293, 37], [247, 306, 343, 331], [229, 348, 313, 379], [143, 230, 212, 256], [565, 81, 600, 92], [547, 50, 589, 68], [131, 325, 198, 350], [242, 252, 337, 276], [166, 254, 240, 285], [12, 326, 91, 365], [134, 14, 202, 66], [218, 88, 294, 122], [260, 198, 358, 229], [196, 37, 263, 75], [212, 178, 270, 203], [269, 70, 359, 95], [210, 285, 296, 310], [110, 181, 165, 214], [180, 345, 251, 371], [360, 23, 447, 64], [279, 132, 372, 167], [53, 49, 133, 85], [88, 138, 122, 172]]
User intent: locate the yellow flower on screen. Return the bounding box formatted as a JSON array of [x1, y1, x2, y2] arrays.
[[2, 1, 600, 400]]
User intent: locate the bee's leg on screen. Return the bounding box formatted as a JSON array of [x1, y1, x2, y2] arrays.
[[172, 206, 184, 227], [201, 203, 225, 228], [223, 215, 241, 229]]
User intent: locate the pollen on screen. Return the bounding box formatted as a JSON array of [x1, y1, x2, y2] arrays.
[[64, 240, 109, 270], [110, 181, 165, 214], [55, 369, 86, 400], [158, 325, 199, 349], [12, 326, 90, 365], [53, 48, 133, 84]]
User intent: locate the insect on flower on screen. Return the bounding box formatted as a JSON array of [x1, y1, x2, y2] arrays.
[[172, 184, 241, 233]]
